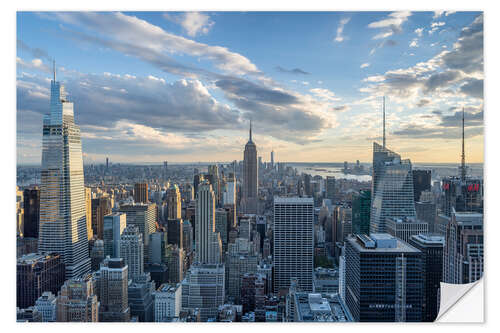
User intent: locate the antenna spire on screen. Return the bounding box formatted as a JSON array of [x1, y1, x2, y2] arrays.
[[461, 107, 466, 181], [53, 59, 56, 82], [383, 96, 386, 148], [249, 118, 252, 142]]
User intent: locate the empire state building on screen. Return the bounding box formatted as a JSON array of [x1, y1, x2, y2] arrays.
[[242, 120, 258, 214]]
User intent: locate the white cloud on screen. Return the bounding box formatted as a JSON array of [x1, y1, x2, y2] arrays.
[[360, 63, 370, 69], [367, 11, 412, 40], [309, 88, 341, 102], [414, 28, 424, 37], [334, 17, 350, 42], [167, 12, 215, 37], [409, 39, 419, 48]]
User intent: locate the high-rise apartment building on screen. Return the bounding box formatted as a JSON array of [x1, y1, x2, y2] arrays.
[[409, 234, 444, 322], [23, 187, 40, 238], [134, 182, 149, 204], [38, 70, 91, 278], [242, 121, 258, 214], [103, 213, 127, 258], [56, 274, 99, 322], [95, 257, 130, 322], [273, 197, 314, 292], [344, 234, 424, 322], [17, 252, 65, 308], [195, 180, 222, 264], [370, 143, 416, 233], [120, 226, 144, 281]]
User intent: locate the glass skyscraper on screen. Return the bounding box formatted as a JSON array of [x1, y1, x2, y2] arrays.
[[370, 142, 416, 233], [38, 69, 91, 279]]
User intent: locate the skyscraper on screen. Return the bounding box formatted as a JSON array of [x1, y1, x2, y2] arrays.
[[166, 184, 181, 220], [270, 150, 274, 169], [119, 203, 156, 262], [23, 187, 40, 238], [134, 182, 149, 204], [103, 213, 127, 258], [195, 180, 222, 264], [370, 143, 416, 233], [325, 176, 336, 201], [120, 225, 144, 281], [85, 187, 93, 240], [273, 197, 314, 292], [412, 170, 431, 202], [38, 65, 91, 279], [95, 257, 130, 322], [352, 189, 371, 235], [56, 274, 99, 322], [243, 120, 258, 214], [91, 197, 111, 239]]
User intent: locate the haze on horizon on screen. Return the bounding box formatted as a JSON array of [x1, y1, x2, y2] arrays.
[[17, 11, 484, 165]]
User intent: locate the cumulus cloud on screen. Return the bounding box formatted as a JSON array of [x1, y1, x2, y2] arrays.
[[414, 27, 424, 37], [368, 11, 411, 40], [409, 39, 419, 48], [164, 12, 215, 37], [309, 88, 341, 102], [334, 17, 350, 42], [459, 79, 483, 99]]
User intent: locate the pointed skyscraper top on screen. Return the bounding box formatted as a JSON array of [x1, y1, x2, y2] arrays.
[[53, 59, 56, 82], [249, 118, 253, 142]]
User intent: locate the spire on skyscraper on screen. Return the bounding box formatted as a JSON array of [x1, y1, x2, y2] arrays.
[[461, 107, 467, 181], [383, 96, 386, 149], [249, 118, 253, 142], [53, 59, 56, 82]]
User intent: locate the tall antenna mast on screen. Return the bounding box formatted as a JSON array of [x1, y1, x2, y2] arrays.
[[53, 59, 56, 82], [461, 107, 466, 181], [383, 96, 386, 148], [249, 118, 252, 142]]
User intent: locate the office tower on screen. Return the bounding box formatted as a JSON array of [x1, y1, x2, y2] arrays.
[[38, 68, 91, 279], [443, 210, 483, 284], [95, 257, 130, 322], [312, 267, 339, 293], [163, 161, 168, 180], [239, 218, 251, 240], [415, 201, 437, 232], [134, 182, 149, 204], [223, 172, 236, 205], [370, 142, 416, 233], [409, 234, 444, 322], [85, 187, 93, 240], [106, 157, 109, 170], [270, 150, 274, 169], [34, 292, 57, 322], [242, 120, 258, 214], [182, 220, 193, 253], [128, 273, 155, 322], [103, 213, 127, 258], [17, 252, 65, 309], [215, 208, 228, 254], [90, 239, 105, 271], [412, 170, 431, 202], [195, 180, 222, 264], [273, 197, 314, 292], [119, 203, 156, 262], [256, 216, 266, 250], [16, 307, 42, 322], [120, 226, 144, 281], [226, 246, 258, 302], [325, 176, 336, 201], [91, 197, 112, 239], [23, 187, 40, 238], [167, 184, 181, 220], [181, 263, 225, 321], [167, 218, 183, 249], [208, 164, 221, 206], [165, 245, 184, 283], [352, 190, 371, 235], [56, 274, 99, 322], [338, 248, 346, 301], [149, 231, 168, 265], [154, 283, 182, 322], [16, 196, 24, 237], [386, 216, 428, 242], [345, 234, 424, 322], [241, 273, 266, 315], [304, 174, 312, 196], [193, 174, 204, 199]]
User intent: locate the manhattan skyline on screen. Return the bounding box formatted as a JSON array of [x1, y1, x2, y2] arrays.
[[17, 11, 483, 164]]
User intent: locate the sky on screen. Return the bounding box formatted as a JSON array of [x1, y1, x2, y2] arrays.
[[16, 11, 484, 165]]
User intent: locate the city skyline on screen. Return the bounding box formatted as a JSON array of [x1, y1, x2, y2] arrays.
[[17, 11, 483, 164]]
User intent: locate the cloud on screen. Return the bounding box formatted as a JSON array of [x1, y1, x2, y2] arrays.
[[309, 88, 341, 102], [414, 28, 424, 37], [164, 12, 215, 37], [429, 21, 446, 35], [416, 99, 430, 107], [332, 105, 351, 112], [360, 63, 370, 69], [369, 39, 398, 55], [17, 40, 53, 61], [334, 17, 350, 42], [368, 11, 411, 40], [16, 57, 51, 73], [275, 66, 310, 75], [459, 79, 483, 99], [409, 39, 419, 48]]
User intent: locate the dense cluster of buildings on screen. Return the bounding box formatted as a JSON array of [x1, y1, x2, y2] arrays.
[[16, 68, 483, 322]]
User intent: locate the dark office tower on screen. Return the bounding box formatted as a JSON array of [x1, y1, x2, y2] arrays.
[[163, 161, 168, 179], [103, 213, 127, 258], [193, 174, 204, 199], [409, 234, 444, 322], [273, 197, 314, 293], [303, 174, 312, 197], [325, 176, 336, 201], [165, 245, 184, 283], [241, 273, 266, 315], [23, 188, 40, 238], [270, 150, 275, 169], [56, 274, 99, 322], [128, 273, 155, 322], [243, 120, 258, 214], [119, 203, 157, 263], [352, 190, 371, 235], [442, 177, 483, 217], [182, 220, 193, 253], [345, 234, 424, 322], [215, 208, 228, 254], [370, 143, 416, 233], [167, 218, 183, 249], [415, 201, 437, 232], [17, 252, 65, 308], [106, 157, 109, 170], [38, 66, 91, 279], [412, 170, 431, 202], [256, 216, 266, 251], [91, 197, 111, 239], [443, 210, 483, 284], [90, 239, 105, 271], [167, 184, 182, 220], [96, 257, 131, 322], [134, 182, 149, 204], [208, 164, 221, 206]]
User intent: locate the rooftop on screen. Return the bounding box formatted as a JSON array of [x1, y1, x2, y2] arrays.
[[350, 234, 421, 253], [274, 196, 314, 204]]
